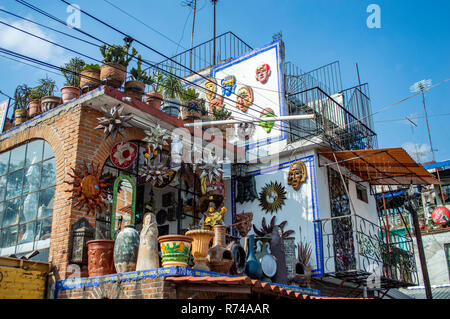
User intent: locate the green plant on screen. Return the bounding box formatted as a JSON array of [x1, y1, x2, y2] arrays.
[[60, 57, 86, 87], [150, 69, 164, 94], [28, 87, 46, 101], [81, 64, 101, 72], [13, 84, 30, 110], [161, 70, 182, 99], [38, 77, 57, 96], [100, 44, 138, 67], [199, 98, 208, 116], [212, 105, 232, 121], [129, 55, 151, 83], [180, 87, 199, 103]]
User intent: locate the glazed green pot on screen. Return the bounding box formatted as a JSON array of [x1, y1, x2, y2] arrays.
[[158, 235, 193, 267], [113, 225, 140, 273]]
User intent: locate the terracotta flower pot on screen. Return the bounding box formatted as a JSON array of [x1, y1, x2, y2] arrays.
[[124, 80, 145, 101], [181, 99, 201, 123], [143, 92, 163, 110], [40, 96, 62, 113], [14, 109, 28, 126], [207, 225, 233, 274], [100, 63, 127, 88], [86, 239, 116, 277], [61, 86, 81, 104], [28, 99, 40, 118], [80, 70, 101, 93], [185, 229, 214, 271], [158, 234, 193, 267]]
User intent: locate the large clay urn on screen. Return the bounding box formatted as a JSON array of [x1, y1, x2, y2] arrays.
[[185, 229, 214, 271], [14, 109, 28, 126], [28, 99, 40, 118], [124, 80, 145, 101], [136, 213, 160, 271], [61, 86, 81, 104], [86, 239, 116, 277], [100, 63, 127, 88], [113, 225, 140, 273], [40, 96, 62, 113], [207, 225, 233, 274], [158, 234, 193, 267]]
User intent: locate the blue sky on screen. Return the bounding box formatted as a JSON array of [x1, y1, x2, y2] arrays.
[[0, 0, 449, 163]]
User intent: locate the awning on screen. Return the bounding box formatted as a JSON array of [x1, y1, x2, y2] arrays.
[[319, 148, 440, 185]]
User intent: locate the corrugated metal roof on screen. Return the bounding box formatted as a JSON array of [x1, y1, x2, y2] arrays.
[[400, 285, 450, 299]]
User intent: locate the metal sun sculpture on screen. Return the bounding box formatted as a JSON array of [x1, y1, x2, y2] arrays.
[[258, 181, 287, 215], [199, 155, 223, 183], [253, 216, 294, 238], [139, 162, 170, 185], [65, 161, 110, 215], [143, 124, 170, 155], [95, 104, 133, 139]]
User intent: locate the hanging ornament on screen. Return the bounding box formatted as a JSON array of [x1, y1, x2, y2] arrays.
[[258, 181, 287, 214], [199, 155, 223, 183], [110, 141, 138, 169], [431, 206, 450, 225], [234, 212, 253, 237], [144, 124, 170, 154], [64, 161, 110, 214], [236, 175, 258, 204], [139, 163, 170, 185], [95, 104, 133, 139]]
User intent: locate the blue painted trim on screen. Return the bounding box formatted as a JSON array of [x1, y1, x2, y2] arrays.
[[54, 266, 321, 298], [211, 41, 286, 150]]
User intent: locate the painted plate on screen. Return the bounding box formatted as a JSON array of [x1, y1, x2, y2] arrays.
[[261, 254, 277, 278], [110, 141, 138, 169]]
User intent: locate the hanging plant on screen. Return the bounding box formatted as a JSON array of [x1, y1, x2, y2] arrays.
[[258, 181, 287, 214]]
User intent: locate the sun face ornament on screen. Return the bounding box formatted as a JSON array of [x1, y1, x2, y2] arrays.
[[258, 181, 287, 215], [64, 161, 110, 214]]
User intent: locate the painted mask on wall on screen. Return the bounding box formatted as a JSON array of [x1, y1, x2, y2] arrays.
[[209, 96, 224, 114], [236, 86, 253, 112], [205, 78, 217, 101], [221, 75, 236, 97], [256, 64, 271, 84], [287, 160, 307, 191], [260, 108, 276, 133]]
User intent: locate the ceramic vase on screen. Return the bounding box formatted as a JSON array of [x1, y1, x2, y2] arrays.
[[255, 237, 271, 262], [124, 80, 145, 101], [245, 235, 263, 279], [227, 237, 247, 275], [113, 225, 140, 273], [86, 239, 116, 277], [161, 97, 181, 117], [158, 234, 193, 267], [28, 100, 40, 118], [207, 225, 233, 274], [14, 109, 27, 126], [136, 213, 160, 271], [185, 229, 214, 271]]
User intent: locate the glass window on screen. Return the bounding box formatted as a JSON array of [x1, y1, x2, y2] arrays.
[[0, 140, 55, 260]]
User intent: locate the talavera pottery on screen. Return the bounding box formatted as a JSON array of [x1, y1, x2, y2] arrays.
[[113, 225, 140, 273], [158, 234, 193, 267]]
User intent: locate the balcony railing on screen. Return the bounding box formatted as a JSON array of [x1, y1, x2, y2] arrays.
[[314, 214, 419, 288], [287, 87, 377, 150]]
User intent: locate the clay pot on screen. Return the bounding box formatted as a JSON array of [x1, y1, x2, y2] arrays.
[[40, 96, 62, 113], [144, 92, 163, 110], [61, 86, 81, 104], [181, 100, 201, 123], [161, 97, 181, 117], [86, 239, 116, 277], [124, 80, 145, 101], [158, 234, 193, 267], [185, 229, 214, 271], [207, 225, 233, 274], [113, 225, 140, 273], [80, 70, 101, 92], [28, 99, 40, 118], [100, 63, 127, 88], [14, 109, 28, 126]]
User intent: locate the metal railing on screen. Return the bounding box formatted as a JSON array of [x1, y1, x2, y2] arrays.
[[287, 87, 377, 150], [314, 214, 419, 287]]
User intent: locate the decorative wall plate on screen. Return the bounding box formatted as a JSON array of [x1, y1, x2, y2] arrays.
[[258, 181, 287, 214], [261, 254, 277, 278], [110, 141, 138, 169]]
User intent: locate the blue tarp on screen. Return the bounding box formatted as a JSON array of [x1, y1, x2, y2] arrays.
[[423, 160, 450, 170]]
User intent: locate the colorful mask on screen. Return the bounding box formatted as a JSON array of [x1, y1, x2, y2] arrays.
[[205, 77, 217, 101], [221, 75, 236, 97], [287, 160, 307, 191], [236, 86, 253, 112], [209, 96, 224, 114], [260, 108, 276, 133], [256, 64, 271, 84]]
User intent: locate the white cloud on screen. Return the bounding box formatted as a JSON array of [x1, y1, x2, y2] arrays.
[[402, 142, 431, 163], [0, 18, 67, 66]]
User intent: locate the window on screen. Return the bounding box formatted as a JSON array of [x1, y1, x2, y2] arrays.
[[0, 140, 55, 261], [356, 184, 368, 203], [445, 243, 450, 281]]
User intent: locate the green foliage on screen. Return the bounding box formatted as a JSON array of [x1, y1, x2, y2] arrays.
[[212, 105, 232, 121], [13, 84, 30, 110], [81, 64, 101, 72], [129, 55, 151, 84], [199, 98, 208, 116], [100, 44, 138, 67], [60, 57, 86, 87], [180, 87, 199, 103], [161, 70, 182, 99], [150, 69, 164, 94], [37, 76, 57, 96]]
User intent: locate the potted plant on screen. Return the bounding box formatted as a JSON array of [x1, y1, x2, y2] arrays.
[[80, 64, 101, 93], [13, 84, 30, 126], [180, 87, 201, 123], [144, 69, 164, 110], [27, 86, 45, 118], [125, 55, 148, 101], [60, 57, 86, 103], [99, 43, 138, 88], [39, 77, 61, 113], [199, 98, 211, 122], [161, 69, 183, 117]]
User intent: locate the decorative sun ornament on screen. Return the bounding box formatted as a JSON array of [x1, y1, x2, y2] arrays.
[[144, 124, 170, 154], [199, 155, 223, 183], [139, 163, 170, 184], [95, 104, 133, 139], [64, 161, 110, 215], [258, 181, 287, 215]]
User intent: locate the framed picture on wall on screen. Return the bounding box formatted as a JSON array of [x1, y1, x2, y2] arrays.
[[162, 192, 174, 207]]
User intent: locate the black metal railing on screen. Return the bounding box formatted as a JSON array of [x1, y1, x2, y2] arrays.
[[287, 87, 377, 150], [314, 214, 419, 287]]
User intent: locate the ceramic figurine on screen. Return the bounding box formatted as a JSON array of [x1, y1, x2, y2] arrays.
[[113, 225, 140, 273], [136, 213, 160, 271]]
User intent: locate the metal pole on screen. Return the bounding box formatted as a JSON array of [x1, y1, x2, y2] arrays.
[[189, 0, 197, 70], [212, 0, 217, 66]]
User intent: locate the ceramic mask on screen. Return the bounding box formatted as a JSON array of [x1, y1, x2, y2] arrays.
[[255, 64, 271, 84], [236, 86, 253, 112], [205, 78, 217, 101], [287, 160, 307, 191], [209, 96, 224, 113], [260, 108, 276, 133], [221, 75, 236, 97]]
